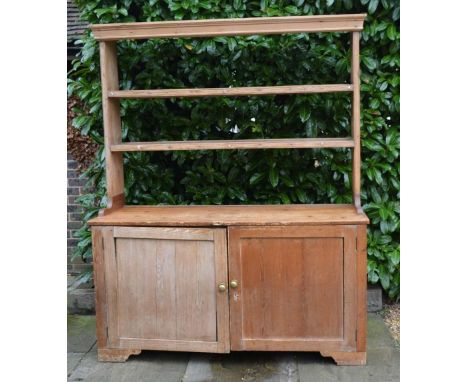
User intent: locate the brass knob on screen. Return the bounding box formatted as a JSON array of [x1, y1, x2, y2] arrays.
[[218, 283, 226, 292], [230, 280, 238, 289]]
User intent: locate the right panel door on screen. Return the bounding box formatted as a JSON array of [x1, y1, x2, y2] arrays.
[[228, 225, 357, 352]]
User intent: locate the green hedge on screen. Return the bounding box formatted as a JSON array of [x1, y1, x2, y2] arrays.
[[69, 0, 400, 299]]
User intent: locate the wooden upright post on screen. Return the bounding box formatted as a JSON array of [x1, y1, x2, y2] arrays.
[[99, 41, 125, 214], [351, 32, 362, 213]]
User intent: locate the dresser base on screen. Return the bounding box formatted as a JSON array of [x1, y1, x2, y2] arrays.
[[320, 351, 367, 366], [97, 348, 142, 363]]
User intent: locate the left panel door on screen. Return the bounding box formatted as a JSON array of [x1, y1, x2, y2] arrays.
[[93, 226, 230, 354]]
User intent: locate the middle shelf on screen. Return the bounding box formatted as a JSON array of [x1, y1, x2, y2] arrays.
[[110, 137, 355, 152], [108, 84, 353, 99]]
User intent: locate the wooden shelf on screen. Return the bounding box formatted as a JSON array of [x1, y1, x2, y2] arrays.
[[108, 84, 353, 99], [111, 138, 354, 152], [91, 14, 366, 41], [88, 204, 369, 227]]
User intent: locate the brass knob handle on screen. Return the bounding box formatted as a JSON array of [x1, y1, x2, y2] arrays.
[[230, 280, 238, 289], [218, 283, 226, 292]]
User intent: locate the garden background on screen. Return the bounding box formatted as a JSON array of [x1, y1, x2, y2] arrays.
[[68, 0, 400, 300]]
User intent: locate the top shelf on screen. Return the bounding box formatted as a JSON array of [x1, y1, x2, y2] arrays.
[[88, 204, 369, 227], [91, 14, 366, 41]]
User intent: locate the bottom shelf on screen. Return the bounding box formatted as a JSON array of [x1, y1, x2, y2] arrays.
[[88, 204, 369, 227]]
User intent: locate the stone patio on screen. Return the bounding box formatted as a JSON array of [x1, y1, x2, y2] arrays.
[[68, 313, 399, 381]]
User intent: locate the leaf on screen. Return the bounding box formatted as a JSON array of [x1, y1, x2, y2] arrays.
[[282, 175, 294, 187], [279, 192, 291, 204], [94, 7, 114, 17], [305, 119, 317, 137], [368, 0, 379, 14], [379, 269, 390, 290], [227, 38, 237, 52], [249, 173, 264, 185], [229, 187, 247, 201], [380, 220, 391, 234], [374, 169, 383, 185], [386, 24, 397, 41], [296, 189, 308, 203], [206, 41, 217, 55], [233, 0, 243, 10], [392, 6, 400, 21], [362, 56, 378, 71], [269, 167, 279, 187], [378, 206, 389, 220], [285, 5, 298, 14], [369, 187, 382, 203], [299, 106, 311, 123], [370, 98, 380, 109]]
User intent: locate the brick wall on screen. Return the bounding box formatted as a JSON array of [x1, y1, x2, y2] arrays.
[[67, 153, 88, 273], [67, 152, 95, 313]]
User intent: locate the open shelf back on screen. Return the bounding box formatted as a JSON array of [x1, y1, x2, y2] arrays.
[[90, 14, 366, 215]]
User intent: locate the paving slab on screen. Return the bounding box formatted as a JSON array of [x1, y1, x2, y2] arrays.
[[297, 314, 399, 382], [67, 315, 96, 353], [67, 313, 399, 381], [68, 353, 84, 376], [182, 354, 215, 382], [68, 344, 189, 382], [183, 352, 299, 382]]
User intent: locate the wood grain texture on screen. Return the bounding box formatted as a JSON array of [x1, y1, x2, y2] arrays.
[[113, 226, 214, 241], [320, 351, 366, 366], [99, 41, 124, 209], [343, 225, 358, 350], [108, 84, 353, 98], [97, 348, 142, 363], [117, 339, 220, 353], [351, 31, 362, 212], [110, 138, 354, 152], [356, 225, 368, 353], [239, 238, 343, 340], [101, 226, 119, 348], [91, 14, 366, 41], [174, 240, 217, 341], [98, 193, 125, 216], [115, 238, 158, 339], [153, 240, 177, 340], [100, 226, 229, 355], [228, 226, 357, 352], [91, 227, 108, 349], [214, 229, 230, 353], [240, 339, 347, 352], [88, 204, 369, 227]]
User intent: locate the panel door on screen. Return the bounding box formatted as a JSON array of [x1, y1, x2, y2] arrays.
[[228, 225, 358, 352], [99, 226, 229, 353]]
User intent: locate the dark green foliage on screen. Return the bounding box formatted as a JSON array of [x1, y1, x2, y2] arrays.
[[68, 0, 400, 299]]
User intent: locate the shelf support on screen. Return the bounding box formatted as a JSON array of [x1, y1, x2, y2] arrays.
[[99, 41, 125, 215], [351, 31, 363, 213]]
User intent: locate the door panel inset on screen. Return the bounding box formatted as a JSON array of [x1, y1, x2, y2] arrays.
[[228, 226, 356, 352], [103, 227, 229, 353], [240, 237, 343, 339]]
